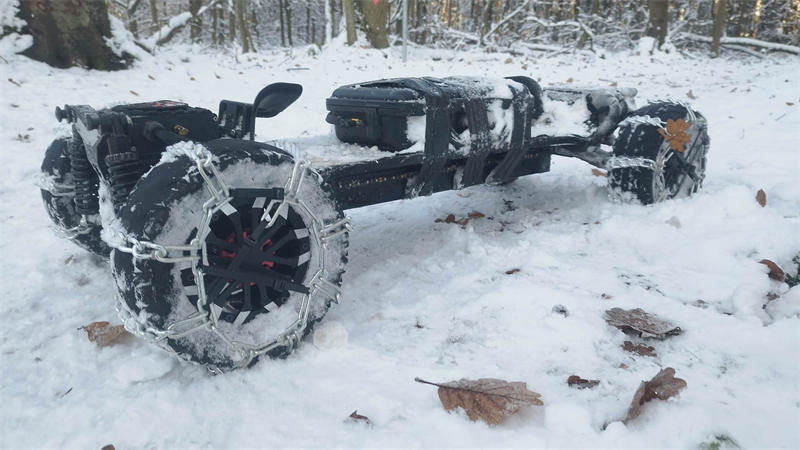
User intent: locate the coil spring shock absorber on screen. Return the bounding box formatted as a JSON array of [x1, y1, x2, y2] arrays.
[[68, 134, 100, 216], [102, 112, 140, 211], [105, 151, 140, 209]]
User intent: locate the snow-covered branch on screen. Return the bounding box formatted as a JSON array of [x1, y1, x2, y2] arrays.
[[678, 33, 800, 55]]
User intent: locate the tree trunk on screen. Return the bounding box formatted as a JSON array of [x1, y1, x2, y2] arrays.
[[286, 0, 294, 46], [18, 0, 126, 70], [481, 0, 494, 45], [343, 0, 357, 45], [236, 0, 250, 52], [359, 0, 389, 48], [280, 0, 286, 46], [307, 1, 312, 42], [578, 0, 600, 48], [149, 0, 159, 33], [189, 0, 203, 43], [229, 8, 236, 44], [212, 4, 218, 45], [646, 0, 669, 47], [712, 0, 728, 54]]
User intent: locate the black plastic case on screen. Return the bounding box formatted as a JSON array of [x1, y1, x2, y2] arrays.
[[325, 76, 543, 152]]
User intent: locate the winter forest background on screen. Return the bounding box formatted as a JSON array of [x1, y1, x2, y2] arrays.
[[4, 0, 800, 70]]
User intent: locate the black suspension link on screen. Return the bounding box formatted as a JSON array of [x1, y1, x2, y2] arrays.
[[68, 132, 100, 215]]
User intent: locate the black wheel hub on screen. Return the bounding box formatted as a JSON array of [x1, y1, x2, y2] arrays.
[[183, 193, 312, 325]]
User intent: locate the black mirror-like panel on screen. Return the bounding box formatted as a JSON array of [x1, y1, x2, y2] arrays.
[[253, 83, 303, 118]]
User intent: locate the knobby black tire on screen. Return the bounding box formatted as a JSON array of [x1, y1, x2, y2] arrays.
[[609, 102, 709, 204], [40, 137, 110, 257], [110, 139, 348, 371]]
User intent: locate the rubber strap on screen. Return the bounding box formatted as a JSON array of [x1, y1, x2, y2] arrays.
[[459, 98, 493, 187], [488, 85, 532, 183], [390, 78, 451, 197]]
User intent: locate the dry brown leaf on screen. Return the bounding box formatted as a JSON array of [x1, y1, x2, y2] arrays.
[[625, 367, 686, 423], [759, 259, 785, 281], [567, 375, 599, 389], [505, 268, 520, 275], [604, 308, 682, 339], [622, 340, 657, 357], [129, 90, 139, 96], [147, 74, 155, 80], [657, 119, 692, 152], [436, 212, 485, 228], [8, 78, 21, 87], [567, 77, 574, 83], [591, 168, 608, 177], [348, 410, 372, 425], [787, 102, 794, 106], [64, 255, 74, 265], [416, 377, 542, 425], [101, 445, 115, 450], [755, 189, 767, 207], [80, 321, 129, 347], [686, 89, 697, 99]]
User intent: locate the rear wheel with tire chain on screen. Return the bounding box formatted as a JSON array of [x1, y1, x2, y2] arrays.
[[40, 137, 110, 257], [111, 139, 348, 371], [608, 102, 709, 204]]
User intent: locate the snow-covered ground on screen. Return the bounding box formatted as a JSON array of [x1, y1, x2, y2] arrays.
[[1, 40, 798, 448]]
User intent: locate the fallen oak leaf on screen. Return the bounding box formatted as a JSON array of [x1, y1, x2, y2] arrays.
[[759, 259, 785, 281], [80, 321, 129, 347], [686, 89, 697, 99], [567, 375, 599, 389], [755, 189, 767, 207], [348, 410, 372, 425], [625, 367, 686, 423], [505, 268, 520, 275], [467, 211, 485, 219], [604, 308, 682, 340], [591, 168, 608, 177], [622, 340, 657, 357], [415, 377, 542, 425]]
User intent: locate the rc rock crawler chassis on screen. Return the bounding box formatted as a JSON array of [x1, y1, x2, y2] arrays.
[[40, 76, 709, 371]]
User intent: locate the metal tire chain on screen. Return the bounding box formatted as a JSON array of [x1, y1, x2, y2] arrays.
[[606, 100, 702, 201], [112, 147, 350, 372]]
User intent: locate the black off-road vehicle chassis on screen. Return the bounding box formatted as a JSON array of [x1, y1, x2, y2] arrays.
[[40, 76, 708, 371]]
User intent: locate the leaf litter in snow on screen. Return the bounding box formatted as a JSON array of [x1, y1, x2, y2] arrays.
[[80, 321, 129, 347], [622, 340, 657, 357], [759, 259, 785, 281], [624, 367, 687, 423], [567, 375, 600, 389], [347, 410, 372, 426], [604, 308, 682, 339], [415, 377, 543, 426]]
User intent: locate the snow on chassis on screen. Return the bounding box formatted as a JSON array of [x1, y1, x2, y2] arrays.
[[40, 76, 709, 371]]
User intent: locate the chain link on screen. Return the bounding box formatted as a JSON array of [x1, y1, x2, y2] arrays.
[[605, 155, 657, 170], [112, 145, 350, 371]]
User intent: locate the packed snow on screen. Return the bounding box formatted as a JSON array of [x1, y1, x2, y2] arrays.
[[0, 38, 798, 448]]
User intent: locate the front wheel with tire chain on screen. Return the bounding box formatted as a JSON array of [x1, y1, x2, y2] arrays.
[[110, 139, 348, 372], [608, 102, 709, 204], [40, 137, 110, 257]]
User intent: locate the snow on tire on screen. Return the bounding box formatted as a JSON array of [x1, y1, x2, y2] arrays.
[[39, 137, 110, 257], [608, 102, 709, 204], [111, 139, 348, 372]]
